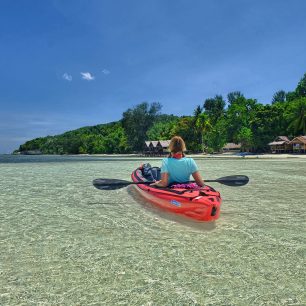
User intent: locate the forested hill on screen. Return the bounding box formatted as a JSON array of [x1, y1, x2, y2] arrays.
[[16, 109, 180, 155], [16, 72, 306, 154], [16, 121, 129, 154]]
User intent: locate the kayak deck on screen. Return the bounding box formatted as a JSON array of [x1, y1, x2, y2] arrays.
[[131, 167, 222, 221]]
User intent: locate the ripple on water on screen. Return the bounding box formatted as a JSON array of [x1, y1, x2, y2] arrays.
[[0, 156, 305, 305]]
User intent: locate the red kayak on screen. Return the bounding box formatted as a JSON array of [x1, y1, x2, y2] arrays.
[[131, 165, 222, 221]]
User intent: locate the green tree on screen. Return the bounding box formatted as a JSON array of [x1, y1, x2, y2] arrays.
[[287, 98, 306, 135], [172, 117, 199, 152], [193, 105, 202, 117], [286, 91, 297, 102], [226, 96, 257, 144], [249, 103, 287, 152], [272, 90, 286, 104], [146, 120, 177, 141], [227, 91, 244, 105], [237, 127, 253, 151], [203, 95, 225, 124], [295, 73, 306, 98], [205, 119, 227, 152], [122, 102, 162, 151], [195, 113, 212, 152]]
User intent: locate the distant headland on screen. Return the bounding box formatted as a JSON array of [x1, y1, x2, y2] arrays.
[[15, 73, 306, 155]]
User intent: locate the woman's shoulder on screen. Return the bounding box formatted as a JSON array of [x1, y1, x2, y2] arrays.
[[184, 157, 197, 166], [183, 156, 195, 161]]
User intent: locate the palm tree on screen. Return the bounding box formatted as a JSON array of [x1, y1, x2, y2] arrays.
[[195, 113, 212, 152], [289, 98, 306, 135], [272, 90, 286, 104], [227, 91, 244, 105]]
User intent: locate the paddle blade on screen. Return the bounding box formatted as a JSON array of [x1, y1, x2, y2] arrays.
[[214, 175, 249, 187], [93, 178, 131, 190]]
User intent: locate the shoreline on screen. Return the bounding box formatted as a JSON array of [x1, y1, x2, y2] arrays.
[[6, 153, 306, 159], [75, 152, 306, 159], [189, 153, 306, 159]]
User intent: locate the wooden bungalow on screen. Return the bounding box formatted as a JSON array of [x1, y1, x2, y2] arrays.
[[290, 136, 306, 153], [143, 141, 151, 156], [143, 140, 171, 156], [157, 140, 171, 155], [268, 136, 292, 153], [222, 143, 241, 152], [145, 140, 158, 156]]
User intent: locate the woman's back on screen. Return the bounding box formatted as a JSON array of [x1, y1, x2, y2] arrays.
[[151, 136, 205, 188], [161, 157, 198, 184]]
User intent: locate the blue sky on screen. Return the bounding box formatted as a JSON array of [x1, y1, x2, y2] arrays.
[[0, 0, 306, 153]]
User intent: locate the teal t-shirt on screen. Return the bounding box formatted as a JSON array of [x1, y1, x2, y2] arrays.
[[160, 157, 199, 184]]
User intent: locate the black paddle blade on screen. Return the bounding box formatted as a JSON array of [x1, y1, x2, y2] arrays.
[[93, 178, 131, 190], [215, 175, 249, 187]]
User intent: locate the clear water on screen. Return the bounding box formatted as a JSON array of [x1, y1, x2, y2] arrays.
[[0, 155, 305, 305]]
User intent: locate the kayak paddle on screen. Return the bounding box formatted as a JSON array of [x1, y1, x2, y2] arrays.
[[93, 175, 249, 190]]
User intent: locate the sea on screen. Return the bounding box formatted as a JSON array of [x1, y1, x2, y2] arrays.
[[0, 155, 305, 305]]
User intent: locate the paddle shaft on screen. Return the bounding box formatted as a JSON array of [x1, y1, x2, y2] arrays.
[[93, 175, 249, 190]]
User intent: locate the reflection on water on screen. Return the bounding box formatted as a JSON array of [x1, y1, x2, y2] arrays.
[[0, 155, 305, 305]]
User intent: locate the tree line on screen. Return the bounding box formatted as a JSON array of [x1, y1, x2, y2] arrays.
[[16, 73, 306, 154]]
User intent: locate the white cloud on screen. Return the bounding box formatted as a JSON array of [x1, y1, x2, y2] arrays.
[[102, 69, 110, 75], [62, 72, 72, 81], [81, 72, 95, 81]]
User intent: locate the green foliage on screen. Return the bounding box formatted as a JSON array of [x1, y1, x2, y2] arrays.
[[286, 91, 297, 102], [18, 122, 129, 154], [16, 72, 306, 155], [286, 98, 306, 135], [250, 103, 287, 152], [225, 96, 257, 143], [172, 117, 200, 152], [237, 127, 253, 151], [203, 95, 226, 124], [272, 90, 286, 104], [122, 102, 162, 151], [146, 115, 178, 140], [227, 91, 244, 105], [295, 73, 306, 98], [205, 119, 227, 152], [193, 105, 202, 117], [195, 113, 212, 152]]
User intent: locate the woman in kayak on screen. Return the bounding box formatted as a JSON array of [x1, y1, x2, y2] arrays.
[[151, 136, 205, 188]]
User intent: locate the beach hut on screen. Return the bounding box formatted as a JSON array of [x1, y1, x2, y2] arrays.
[[143, 140, 171, 156], [222, 143, 241, 152], [290, 136, 306, 153], [148, 141, 159, 156], [144, 141, 151, 156], [157, 140, 171, 155], [268, 136, 292, 153]]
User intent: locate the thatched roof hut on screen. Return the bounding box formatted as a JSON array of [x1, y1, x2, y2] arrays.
[[158, 140, 171, 148], [290, 136, 306, 153], [268, 136, 292, 153], [144, 141, 151, 148], [268, 136, 290, 145], [149, 141, 159, 149], [143, 140, 171, 156], [144, 141, 151, 154], [223, 143, 241, 151], [157, 140, 171, 154]]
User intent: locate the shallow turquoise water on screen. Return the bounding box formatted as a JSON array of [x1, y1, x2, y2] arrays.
[[0, 155, 305, 305]]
